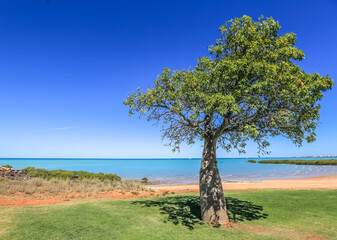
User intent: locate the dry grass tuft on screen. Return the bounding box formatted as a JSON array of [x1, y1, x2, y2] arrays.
[[0, 177, 145, 196]]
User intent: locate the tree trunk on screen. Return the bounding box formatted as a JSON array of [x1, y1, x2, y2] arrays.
[[199, 137, 229, 225]]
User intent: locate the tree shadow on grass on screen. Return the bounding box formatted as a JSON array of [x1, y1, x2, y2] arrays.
[[132, 196, 268, 229]]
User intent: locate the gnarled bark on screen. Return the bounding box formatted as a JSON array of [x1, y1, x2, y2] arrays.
[[199, 137, 229, 225]]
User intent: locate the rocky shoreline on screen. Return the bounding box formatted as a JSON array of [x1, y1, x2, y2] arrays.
[[0, 166, 30, 181]]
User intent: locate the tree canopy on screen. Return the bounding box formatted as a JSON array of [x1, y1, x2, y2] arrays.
[[124, 15, 333, 155]]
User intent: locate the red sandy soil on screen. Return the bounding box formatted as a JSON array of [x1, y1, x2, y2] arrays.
[[1, 175, 337, 207], [0, 190, 168, 207]]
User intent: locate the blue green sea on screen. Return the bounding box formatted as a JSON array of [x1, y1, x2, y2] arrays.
[[1, 158, 336, 184]]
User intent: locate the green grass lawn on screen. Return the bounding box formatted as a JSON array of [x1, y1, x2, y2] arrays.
[[1, 190, 336, 240]]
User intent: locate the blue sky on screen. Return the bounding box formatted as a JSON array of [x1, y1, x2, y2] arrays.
[[0, 0, 336, 158]]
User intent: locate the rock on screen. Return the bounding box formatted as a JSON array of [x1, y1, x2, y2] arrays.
[[0, 166, 31, 180]]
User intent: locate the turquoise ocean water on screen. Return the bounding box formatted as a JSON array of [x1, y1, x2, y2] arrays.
[[1, 158, 336, 184]]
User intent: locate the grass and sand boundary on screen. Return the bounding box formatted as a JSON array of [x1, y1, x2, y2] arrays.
[[1, 168, 337, 239], [1, 165, 337, 206], [1, 173, 337, 201]]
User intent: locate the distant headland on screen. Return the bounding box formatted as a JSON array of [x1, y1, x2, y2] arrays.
[[292, 156, 337, 158]]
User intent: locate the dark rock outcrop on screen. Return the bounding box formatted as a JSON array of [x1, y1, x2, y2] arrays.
[[0, 166, 31, 180]]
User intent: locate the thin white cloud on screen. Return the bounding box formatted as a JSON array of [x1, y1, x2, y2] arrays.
[[47, 127, 71, 131]]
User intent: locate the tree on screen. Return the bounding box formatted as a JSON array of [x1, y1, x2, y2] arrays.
[[141, 177, 149, 183], [124, 15, 333, 224]]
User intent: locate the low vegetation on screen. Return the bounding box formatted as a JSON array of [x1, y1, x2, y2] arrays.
[[247, 160, 256, 163], [22, 167, 121, 181], [257, 159, 337, 165], [1, 165, 13, 168], [141, 177, 149, 183], [1, 190, 336, 239], [0, 177, 145, 196]]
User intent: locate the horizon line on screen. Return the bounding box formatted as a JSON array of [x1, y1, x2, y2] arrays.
[[1, 156, 336, 160]]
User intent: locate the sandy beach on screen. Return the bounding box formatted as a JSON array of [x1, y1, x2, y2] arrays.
[[149, 174, 337, 192]]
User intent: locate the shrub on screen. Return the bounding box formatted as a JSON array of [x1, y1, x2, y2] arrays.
[[141, 177, 149, 183], [1, 164, 13, 168], [247, 160, 256, 163], [162, 191, 170, 196], [22, 167, 121, 181]]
